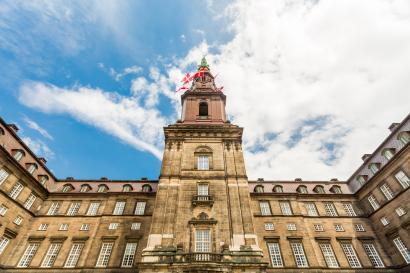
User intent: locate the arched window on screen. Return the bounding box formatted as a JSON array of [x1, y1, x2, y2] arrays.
[[142, 184, 152, 193], [313, 185, 325, 194], [330, 185, 342, 194], [123, 184, 133, 192], [62, 184, 74, 193], [13, 149, 25, 162], [97, 184, 108, 193], [38, 175, 49, 186], [273, 185, 283, 193], [297, 185, 308, 194], [398, 131, 410, 145], [195, 146, 213, 170], [382, 148, 395, 160], [356, 175, 367, 186], [80, 184, 91, 193], [26, 163, 38, 175], [369, 163, 380, 174], [254, 185, 264, 193], [199, 101, 208, 117]]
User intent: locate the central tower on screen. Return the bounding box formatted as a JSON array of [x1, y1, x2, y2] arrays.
[[141, 58, 266, 273]]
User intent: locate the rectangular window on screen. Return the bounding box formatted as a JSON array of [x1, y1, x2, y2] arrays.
[[290, 242, 308, 267], [393, 237, 410, 264], [14, 215, 23, 225], [86, 202, 100, 216], [113, 201, 126, 215], [96, 242, 114, 267], [395, 171, 410, 189], [80, 224, 90, 231], [64, 243, 84, 268], [362, 243, 384, 268], [108, 223, 119, 230], [0, 237, 10, 255], [197, 155, 209, 170], [23, 193, 36, 209], [314, 224, 324, 231], [280, 201, 293, 215], [355, 224, 365, 232], [0, 168, 9, 185], [380, 183, 394, 200], [305, 202, 318, 216], [396, 207, 407, 217], [59, 223, 69, 231], [9, 182, 24, 200], [287, 223, 297, 231], [341, 243, 361, 268], [131, 222, 141, 230], [324, 202, 338, 216], [47, 202, 60, 215], [368, 195, 380, 211], [41, 243, 61, 267], [195, 230, 211, 252], [134, 201, 146, 215], [380, 217, 389, 226], [197, 184, 209, 196], [264, 223, 274, 231], [0, 204, 8, 216], [17, 243, 40, 267], [319, 243, 339, 268], [343, 203, 357, 216], [267, 242, 283, 267], [121, 242, 137, 267], [38, 224, 48, 231], [259, 201, 271, 215], [66, 202, 81, 216], [335, 224, 344, 232]]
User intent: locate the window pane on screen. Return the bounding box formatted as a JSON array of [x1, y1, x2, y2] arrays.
[[267, 242, 283, 267]]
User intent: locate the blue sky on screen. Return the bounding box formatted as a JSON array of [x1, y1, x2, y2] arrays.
[[1, 0, 409, 180]]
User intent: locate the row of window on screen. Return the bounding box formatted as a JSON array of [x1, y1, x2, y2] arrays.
[[5, 240, 139, 268], [259, 201, 357, 217], [0, 179, 38, 209], [61, 183, 153, 193], [5, 152, 50, 186], [37, 222, 142, 232], [46, 200, 146, 216], [380, 206, 407, 226], [254, 184, 343, 194], [264, 222, 366, 232]]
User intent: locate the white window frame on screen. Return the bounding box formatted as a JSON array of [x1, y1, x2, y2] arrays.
[[47, 202, 60, 215], [0, 237, 10, 255], [380, 217, 390, 226], [259, 201, 271, 215], [38, 224, 48, 231], [267, 242, 283, 267], [396, 207, 407, 217], [280, 201, 292, 215], [134, 201, 146, 215], [96, 242, 114, 267], [64, 243, 84, 268], [369, 163, 379, 174], [108, 223, 119, 230], [0, 204, 8, 216], [113, 201, 126, 215], [383, 149, 394, 160], [343, 203, 357, 216], [23, 193, 36, 209], [27, 164, 37, 175], [59, 223, 69, 231], [13, 150, 24, 162], [380, 183, 394, 200], [197, 155, 209, 170], [290, 241, 309, 268], [0, 168, 9, 185], [368, 195, 380, 210], [86, 202, 100, 216], [66, 202, 81, 216], [340, 243, 362, 268], [314, 224, 324, 232], [319, 243, 339, 268], [287, 223, 297, 231], [393, 237, 410, 264], [131, 222, 141, 230], [395, 171, 410, 189], [362, 243, 384, 268], [264, 223, 274, 231], [17, 243, 40, 267], [334, 224, 344, 232], [41, 243, 62, 267], [355, 224, 365, 232], [13, 215, 23, 225], [305, 202, 318, 216], [80, 224, 90, 231], [197, 184, 209, 196], [9, 182, 24, 200], [121, 242, 137, 267], [324, 202, 338, 216], [195, 229, 211, 252]]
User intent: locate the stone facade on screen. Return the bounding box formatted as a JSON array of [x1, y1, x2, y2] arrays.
[[0, 59, 409, 273]]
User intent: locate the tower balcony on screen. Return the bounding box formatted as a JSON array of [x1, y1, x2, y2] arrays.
[[192, 195, 214, 206], [183, 252, 223, 263]]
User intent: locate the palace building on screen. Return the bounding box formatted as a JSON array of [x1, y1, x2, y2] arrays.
[[0, 58, 409, 273]]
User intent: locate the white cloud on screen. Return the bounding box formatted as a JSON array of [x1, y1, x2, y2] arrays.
[[21, 137, 54, 159], [23, 117, 53, 140], [18, 81, 168, 159], [110, 65, 143, 81]]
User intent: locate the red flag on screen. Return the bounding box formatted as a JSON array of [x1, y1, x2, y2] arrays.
[[176, 86, 189, 92], [217, 86, 224, 92], [181, 73, 190, 83]]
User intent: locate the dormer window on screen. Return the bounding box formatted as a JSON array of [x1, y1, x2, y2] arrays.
[[356, 175, 367, 186], [297, 185, 308, 194], [330, 185, 342, 194], [13, 150, 24, 162], [80, 184, 91, 193], [142, 184, 152, 193], [254, 185, 264, 193], [199, 101, 208, 117], [369, 163, 380, 174], [273, 185, 283, 193], [62, 184, 74, 193], [97, 184, 108, 193], [398, 131, 409, 145], [38, 175, 49, 186], [123, 184, 133, 192], [26, 163, 37, 175], [313, 185, 325, 194], [382, 148, 395, 160]]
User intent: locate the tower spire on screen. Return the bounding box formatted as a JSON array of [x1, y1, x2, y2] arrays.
[[198, 56, 210, 71]]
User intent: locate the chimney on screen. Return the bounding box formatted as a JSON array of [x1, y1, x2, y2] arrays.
[[388, 122, 400, 132], [257, 178, 264, 182], [361, 154, 372, 162], [141, 177, 148, 181], [330, 178, 338, 182], [294, 178, 302, 181], [101, 177, 108, 181], [7, 124, 19, 133], [66, 177, 74, 180], [38, 157, 47, 164]]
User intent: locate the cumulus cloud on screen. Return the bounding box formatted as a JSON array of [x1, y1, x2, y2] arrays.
[[21, 137, 54, 159], [23, 117, 53, 140], [18, 82, 168, 159]]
